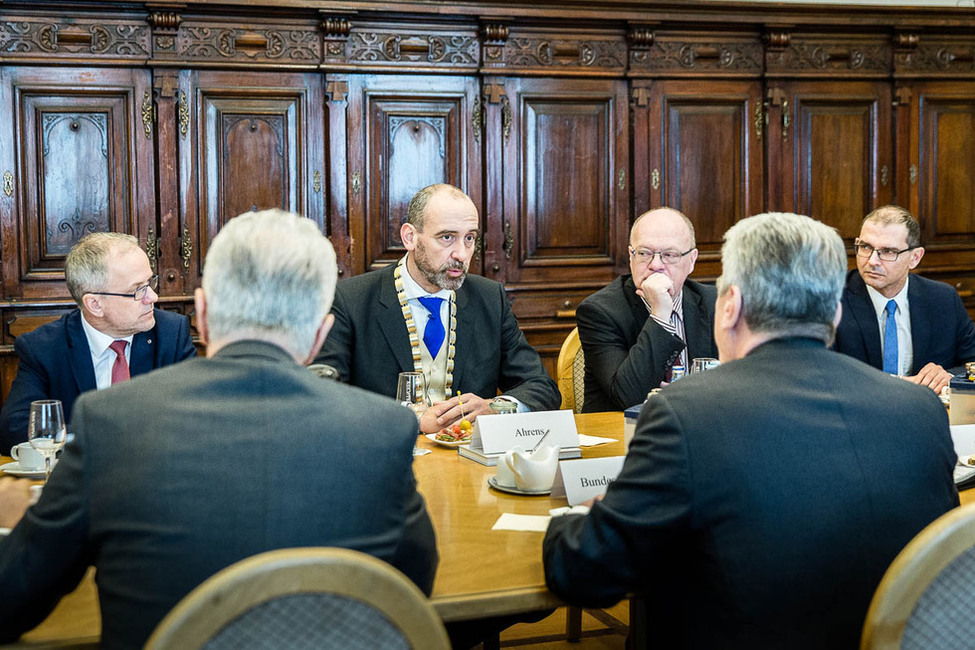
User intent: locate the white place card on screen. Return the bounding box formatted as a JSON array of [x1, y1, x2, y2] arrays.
[[470, 409, 578, 455], [491, 513, 551, 532], [551, 456, 626, 506], [950, 424, 975, 457]]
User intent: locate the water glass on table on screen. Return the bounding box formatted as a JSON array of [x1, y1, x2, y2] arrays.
[[396, 372, 429, 416], [28, 399, 67, 482], [690, 357, 720, 373]]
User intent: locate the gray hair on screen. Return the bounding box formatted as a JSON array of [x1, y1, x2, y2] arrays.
[[405, 183, 470, 231], [202, 209, 337, 357], [717, 212, 846, 342], [65, 232, 141, 305], [863, 205, 921, 249]]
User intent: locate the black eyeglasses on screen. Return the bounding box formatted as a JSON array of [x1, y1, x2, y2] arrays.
[[89, 275, 159, 301], [854, 240, 913, 262], [629, 247, 695, 265]]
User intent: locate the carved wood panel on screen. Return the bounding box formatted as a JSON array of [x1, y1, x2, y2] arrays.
[[0, 13, 150, 61], [0, 66, 155, 300], [179, 70, 324, 287], [634, 79, 764, 275], [906, 82, 975, 251], [629, 31, 763, 77], [765, 33, 890, 79], [766, 81, 892, 240], [341, 74, 482, 273], [500, 77, 628, 286], [174, 17, 320, 65]]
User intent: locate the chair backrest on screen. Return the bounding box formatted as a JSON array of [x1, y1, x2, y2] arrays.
[[145, 547, 450, 650], [556, 327, 585, 413], [861, 503, 975, 650]]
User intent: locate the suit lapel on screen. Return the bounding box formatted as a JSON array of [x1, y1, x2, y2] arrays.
[[66, 312, 97, 394], [452, 286, 475, 390], [907, 276, 931, 374], [129, 327, 155, 376], [846, 274, 884, 368], [377, 267, 416, 374], [623, 277, 650, 336]]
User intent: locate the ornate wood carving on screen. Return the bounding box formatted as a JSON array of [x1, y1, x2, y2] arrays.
[[896, 39, 975, 75], [631, 34, 762, 75], [178, 23, 320, 63], [0, 17, 150, 58], [148, 10, 181, 59], [502, 35, 626, 72], [481, 22, 509, 67], [766, 36, 889, 76], [345, 30, 479, 67], [321, 15, 352, 63]]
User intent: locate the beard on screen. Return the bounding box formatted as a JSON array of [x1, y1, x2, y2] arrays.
[[414, 242, 468, 291]]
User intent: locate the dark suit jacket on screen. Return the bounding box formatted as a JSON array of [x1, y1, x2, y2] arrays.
[[577, 276, 718, 412], [544, 337, 958, 649], [835, 269, 975, 375], [0, 340, 438, 649], [316, 264, 560, 411], [0, 308, 196, 454]]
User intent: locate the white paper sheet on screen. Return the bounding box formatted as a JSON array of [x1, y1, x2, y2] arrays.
[[576, 434, 616, 447], [491, 513, 551, 532]]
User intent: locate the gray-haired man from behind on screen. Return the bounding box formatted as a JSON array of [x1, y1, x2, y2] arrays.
[[543, 212, 957, 648], [0, 209, 438, 648]]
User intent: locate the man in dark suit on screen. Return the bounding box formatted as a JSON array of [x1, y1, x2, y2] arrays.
[[834, 205, 975, 394], [543, 212, 958, 648], [0, 210, 438, 648], [316, 183, 560, 434], [577, 207, 717, 412], [0, 232, 195, 454]]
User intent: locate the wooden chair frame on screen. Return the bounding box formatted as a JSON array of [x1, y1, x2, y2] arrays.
[[145, 547, 449, 650], [861, 503, 975, 649]]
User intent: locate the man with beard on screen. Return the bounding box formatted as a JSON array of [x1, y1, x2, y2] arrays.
[[316, 183, 559, 434]]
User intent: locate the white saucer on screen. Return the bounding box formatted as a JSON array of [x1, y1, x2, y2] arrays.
[[425, 433, 472, 448], [1, 461, 46, 479], [487, 475, 551, 496], [959, 455, 975, 468]]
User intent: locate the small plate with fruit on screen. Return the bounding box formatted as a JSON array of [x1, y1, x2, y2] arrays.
[[426, 420, 473, 447]]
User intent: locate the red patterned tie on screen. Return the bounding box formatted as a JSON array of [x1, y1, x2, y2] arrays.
[[109, 340, 130, 385]]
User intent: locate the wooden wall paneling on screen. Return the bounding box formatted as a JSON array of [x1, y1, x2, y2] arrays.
[[640, 78, 765, 278], [153, 68, 184, 296], [765, 80, 892, 239], [343, 74, 482, 272], [499, 76, 628, 286], [325, 73, 354, 278], [0, 66, 156, 300], [179, 69, 324, 288]]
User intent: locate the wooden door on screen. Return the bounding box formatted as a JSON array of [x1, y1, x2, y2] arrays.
[[0, 66, 155, 300], [633, 78, 764, 277], [333, 74, 482, 275], [765, 80, 893, 240], [497, 77, 628, 287], [178, 69, 325, 288]]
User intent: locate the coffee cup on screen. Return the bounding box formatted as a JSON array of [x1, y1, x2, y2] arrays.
[[496, 445, 523, 488], [10, 442, 44, 471], [508, 445, 560, 492]]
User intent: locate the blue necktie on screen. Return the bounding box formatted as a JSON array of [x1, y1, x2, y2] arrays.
[[417, 296, 445, 357], [883, 299, 898, 375]]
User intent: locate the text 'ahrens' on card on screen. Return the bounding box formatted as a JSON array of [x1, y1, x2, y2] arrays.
[[471, 409, 578, 455], [552, 456, 626, 506]]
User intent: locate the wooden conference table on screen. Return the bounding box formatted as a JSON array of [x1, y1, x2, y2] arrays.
[[3, 411, 626, 646]]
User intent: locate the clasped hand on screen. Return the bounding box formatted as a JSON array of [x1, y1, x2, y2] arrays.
[[418, 393, 492, 434]]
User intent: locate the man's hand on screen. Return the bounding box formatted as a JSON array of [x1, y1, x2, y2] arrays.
[[906, 362, 953, 394], [418, 393, 492, 434], [637, 273, 675, 318], [0, 477, 32, 529]]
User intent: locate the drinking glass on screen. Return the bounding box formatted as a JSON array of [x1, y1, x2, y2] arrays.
[[396, 372, 428, 416], [28, 399, 67, 482], [690, 357, 720, 373]]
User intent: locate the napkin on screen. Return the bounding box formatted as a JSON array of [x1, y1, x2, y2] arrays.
[[491, 513, 550, 532], [577, 434, 615, 447]]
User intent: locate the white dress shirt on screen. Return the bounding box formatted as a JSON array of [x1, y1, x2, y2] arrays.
[[80, 315, 133, 390]]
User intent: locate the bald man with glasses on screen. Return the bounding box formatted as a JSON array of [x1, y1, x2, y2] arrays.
[[576, 207, 718, 412], [834, 205, 975, 393], [0, 233, 195, 454]]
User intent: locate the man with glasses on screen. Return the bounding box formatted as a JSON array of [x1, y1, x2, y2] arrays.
[[576, 207, 717, 412], [834, 205, 975, 393], [0, 232, 195, 453]]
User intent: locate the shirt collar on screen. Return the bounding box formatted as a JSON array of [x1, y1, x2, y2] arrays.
[[80, 313, 134, 358], [400, 255, 452, 300], [865, 275, 909, 316]]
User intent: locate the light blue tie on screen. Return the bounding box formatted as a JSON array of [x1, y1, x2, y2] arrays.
[[416, 296, 445, 357], [883, 299, 898, 374]]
